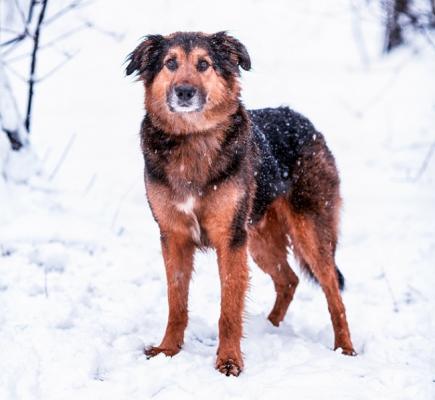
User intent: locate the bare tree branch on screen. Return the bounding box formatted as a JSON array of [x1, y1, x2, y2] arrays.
[[5, 24, 88, 63], [1, 0, 122, 150], [25, 0, 49, 133], [0, 31, 29, 47], [382, 0, 435, 53], [26, 0, 37, 24]]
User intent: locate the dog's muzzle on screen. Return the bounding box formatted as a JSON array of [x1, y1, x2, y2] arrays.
[[168, 84, 204, 113]]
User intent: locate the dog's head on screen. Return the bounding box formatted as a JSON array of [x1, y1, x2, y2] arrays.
[[126, 31, 251, 133]]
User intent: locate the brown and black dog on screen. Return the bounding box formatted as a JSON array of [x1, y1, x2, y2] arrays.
[[126, 31, 355, 376]]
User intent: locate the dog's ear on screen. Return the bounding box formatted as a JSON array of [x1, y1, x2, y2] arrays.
[[209, 31, 251, 74], [125, 35, 166, 79]]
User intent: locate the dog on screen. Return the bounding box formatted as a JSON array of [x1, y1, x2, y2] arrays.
[[126, 31, 356, 377]]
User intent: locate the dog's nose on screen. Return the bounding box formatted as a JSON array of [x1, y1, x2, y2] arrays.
[[175, 85, 197, 102]]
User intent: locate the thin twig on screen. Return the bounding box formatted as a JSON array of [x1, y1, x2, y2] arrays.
[[422, 26, 435, 49], [43, 0, 92, 26], [83, 173, 97, 195], [5, 24, 87, 63], [1, 60, 28, 82], [111, 182, 137, 230], [0, 27, 23, 35], [350, 0, 370, 68], [44, 264, 49, 298], [81, 19, 125, 41], [381, 265, 399, 313], [0, 31, 28, 47], [36, 50, 78, 82], [411, 141, 435, 181], [49, 132, 76, 181], [1, 34, 30, 58], [26, 0, 37, 24], [13, 0, 27, 26]]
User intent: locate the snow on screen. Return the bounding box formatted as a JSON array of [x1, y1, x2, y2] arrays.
[[1, 1, 435, 399]]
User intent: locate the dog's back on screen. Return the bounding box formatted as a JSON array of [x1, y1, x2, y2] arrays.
[[249, 107, 338, 219]]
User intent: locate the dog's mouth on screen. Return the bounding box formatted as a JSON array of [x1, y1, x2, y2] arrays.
[[167, 84, 205, 113]]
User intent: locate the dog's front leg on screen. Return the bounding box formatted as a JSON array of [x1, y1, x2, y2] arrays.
[[203, 187, 250, 376], [145, 232, 195, 358], [214, 243, 249, 376]]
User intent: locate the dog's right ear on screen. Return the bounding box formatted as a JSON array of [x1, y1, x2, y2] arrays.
[[209, 31, 251, 75], [125, 35, 166, 80]]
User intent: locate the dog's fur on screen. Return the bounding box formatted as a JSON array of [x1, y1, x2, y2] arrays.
[[126, 31, 355, 376]]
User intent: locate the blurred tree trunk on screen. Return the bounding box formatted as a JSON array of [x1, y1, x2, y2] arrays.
[[431, 0, 435, 27], [383, 0, 435, 53], [383, 0, 410, 52]]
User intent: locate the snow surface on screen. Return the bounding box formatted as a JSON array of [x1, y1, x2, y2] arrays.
[[1, 1, 435, 399]]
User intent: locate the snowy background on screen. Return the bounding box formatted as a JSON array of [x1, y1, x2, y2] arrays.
[[1, 0, 435, 399]]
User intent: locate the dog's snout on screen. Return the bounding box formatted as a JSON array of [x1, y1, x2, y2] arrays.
[[169, 83, 204, 112], [175, 85, 197, 102]]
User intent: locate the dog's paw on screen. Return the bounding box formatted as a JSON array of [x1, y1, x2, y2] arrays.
[[342, 348, 357, 356], [335, 346, 357, 356], [144, 345, 181, 359], [267, 313, 281, 327], [216, 358, 242, 377]]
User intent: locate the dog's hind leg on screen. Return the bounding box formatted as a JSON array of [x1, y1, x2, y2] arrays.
[[145, 233, 195, 358], [248, 202, 299, 327], [279, 197, 356, 355]]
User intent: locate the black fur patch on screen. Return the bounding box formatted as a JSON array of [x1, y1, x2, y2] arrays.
[[125, 34, 167, 84], [300, 261, 346, 291], [229, 193, 249, 248], [336, 267, 345, 291], [207, 113, 248, 188], [208, 31, 251, 77], [141, 116, 179, 185], [248, 107, 320, 223], [208, 150, 244, 188]]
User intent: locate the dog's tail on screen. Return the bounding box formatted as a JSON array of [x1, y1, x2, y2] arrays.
[[335, 267, 345, 291], [301, 262, 345, 291]]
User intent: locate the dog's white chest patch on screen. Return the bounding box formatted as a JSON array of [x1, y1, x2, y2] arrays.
[[176, 196, 201, 244], [177, 196, 195, 214]]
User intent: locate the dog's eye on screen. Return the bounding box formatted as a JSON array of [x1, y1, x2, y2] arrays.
[[197, 60, 209, 72], [165, 58, 178, 71]]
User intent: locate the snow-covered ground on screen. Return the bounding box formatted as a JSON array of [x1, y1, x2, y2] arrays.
[[1, 1, 434, 399]]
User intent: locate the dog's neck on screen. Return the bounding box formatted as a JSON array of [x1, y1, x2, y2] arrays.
[[141, 104, 250, 196]]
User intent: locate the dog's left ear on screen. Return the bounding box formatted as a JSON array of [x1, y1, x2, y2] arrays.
[[125, 34, 166, 79], [210, 31, 251, 74]]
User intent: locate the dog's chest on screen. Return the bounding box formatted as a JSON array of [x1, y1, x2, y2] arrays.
[[175, 195, 202, 245], [165, 134, 222, 191]]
